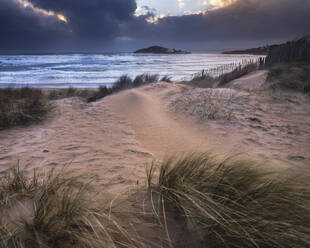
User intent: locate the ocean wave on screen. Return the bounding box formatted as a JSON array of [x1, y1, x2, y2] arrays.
[[0, 53, 261, 88]]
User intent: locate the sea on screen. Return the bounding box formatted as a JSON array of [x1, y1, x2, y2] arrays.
[[0, 53, 262, 88]]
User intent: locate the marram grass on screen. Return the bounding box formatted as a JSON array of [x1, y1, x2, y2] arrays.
[[151, 153, 310, 248], [0, 87, 52, 130], [0, 167, 146, 248], [1, 154, 309, 248]]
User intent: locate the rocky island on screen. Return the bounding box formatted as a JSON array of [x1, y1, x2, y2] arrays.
[[134, 45, 191, 54]]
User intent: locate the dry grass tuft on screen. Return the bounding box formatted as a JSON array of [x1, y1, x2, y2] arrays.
[[48, 88, 95, 100], [218, 63, 258, 86], [160, 76, 172, 83], [189, 72, 217, 88], [0, 166, 146, 248], [133, 74, 159, 86], [87, 74, 160, 102], [188, 63, 258, 88], [87, 86, 112, 103], [0, 87, 52, 130], [267, 63, 310, 92], [152, 153, 310, 248], [169, 89, 235, 121]]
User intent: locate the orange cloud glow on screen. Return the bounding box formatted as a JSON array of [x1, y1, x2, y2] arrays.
[[210, 0, 237, 8], [17, 0, 68, 23], [56, 14, 68, 23]]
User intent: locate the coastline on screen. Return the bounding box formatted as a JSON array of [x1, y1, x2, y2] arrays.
[[0, 52, 262, 89], [2, 76, 310, 174], [1, 71, 310, 246]]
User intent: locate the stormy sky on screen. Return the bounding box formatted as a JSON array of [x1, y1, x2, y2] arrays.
[[1, 0, 310, 52]]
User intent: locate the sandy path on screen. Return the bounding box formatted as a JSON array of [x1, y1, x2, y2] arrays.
[[108, 89, 208, 159], [228, 70, 268, 89], [110, 82, 310, 166], [0, 85, 234, 197], [108, 86, 239, 160], [0, 97, 152, 194], [1, 79, 309, 197]]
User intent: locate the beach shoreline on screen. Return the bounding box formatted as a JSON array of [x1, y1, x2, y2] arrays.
[[1, 70, 310, 247]]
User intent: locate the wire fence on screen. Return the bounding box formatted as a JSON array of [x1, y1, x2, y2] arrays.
[[193, 57, 266, 78]]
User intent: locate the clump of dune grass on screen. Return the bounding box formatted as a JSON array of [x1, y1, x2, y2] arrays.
[[0, 87, 52, 130], [160, 75, 172, 83], [113, 75, 134, 91], [189, 71, 216, 88], [170, 89, 235, 121], [151, 153, 310, 248], [113, 74, 159, 90], [267, 62, 310, 92], [218, 63, 258, 86], [87, 74, 160, 102], [86, 86, 112, 103], [48, 88, 95, 100], [133, 74, 160, 87], [137, 74, 159, 84], [171, 94, 219, 120], [0, 166, 146, 248], [188, 63, 258, 88]]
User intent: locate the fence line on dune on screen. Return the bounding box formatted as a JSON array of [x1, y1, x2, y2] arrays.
[[194, 57, 266, 78]]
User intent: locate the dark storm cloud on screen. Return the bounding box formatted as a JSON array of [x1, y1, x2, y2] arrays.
[[28, 0, 136, 38], [0, 0, 136, 51], [0, 0, 69, 51], [124, 0, 310, 48], [1, 0, 310, 51]]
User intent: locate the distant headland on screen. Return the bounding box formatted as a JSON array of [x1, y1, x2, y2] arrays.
[[222, 46, 269, 55], [134, 46, 191, 54], [222, 35, 310, 57]]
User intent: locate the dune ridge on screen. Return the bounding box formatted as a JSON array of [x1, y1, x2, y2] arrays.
[[1, 74, 310, 197]]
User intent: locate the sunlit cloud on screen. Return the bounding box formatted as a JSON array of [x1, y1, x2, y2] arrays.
[[201, 1, 208, 6], [209, 0, 237, 8], [56, 14, 68, 23], [136, 0, 237, 18], [135, 5, 157, 17], [178, 0, 185, 9], [16, 0, 68, 23], [134, 4, 170, 23], [146, 14, 170, 24], [183, 9, 206, 15], [134, 6, 144, 16]]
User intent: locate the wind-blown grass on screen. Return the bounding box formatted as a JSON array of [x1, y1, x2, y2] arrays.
[[0, 87, 52, 130], [87, 74, 160, 102], [189, 63, 258, 88], [133, 73, 167, 87], [45, 74, 167, 103], [152, 153, 310, 248], [160, 75, 172, 83], [0, 166, 146, 248], [218, 63, 258, 86], [48, 88, 95, 100], [189, 72, 216, 88], [267, 62, 310, 92], [2, 155, 309, 247], [169, 89, 235, 121]]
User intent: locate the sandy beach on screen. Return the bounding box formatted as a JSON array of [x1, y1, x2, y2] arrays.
[[2, 1, 310, 246], [1, 68, 310, 247], [1, 71, 310, 198]]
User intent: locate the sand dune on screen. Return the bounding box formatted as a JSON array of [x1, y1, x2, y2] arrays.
[[0, 84, 241, 197], [109, 88, 212, 159], [228, 70, 268, 89], [0, 97, 152, 195], [1, 78, 310, 197]]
